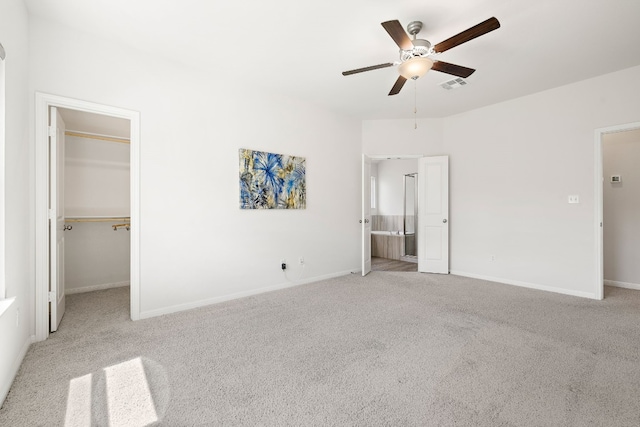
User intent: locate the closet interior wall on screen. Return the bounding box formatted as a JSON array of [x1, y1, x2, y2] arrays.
[[64, 133, 131, 293]]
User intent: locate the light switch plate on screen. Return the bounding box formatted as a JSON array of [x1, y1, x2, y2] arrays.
[[568, 195, 579, 204]]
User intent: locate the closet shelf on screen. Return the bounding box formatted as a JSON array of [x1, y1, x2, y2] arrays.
[[66, 216, 130, 223]]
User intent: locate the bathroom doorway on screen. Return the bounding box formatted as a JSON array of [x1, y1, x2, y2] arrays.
[[370, 157, 418, 272], [365, 155, 449, 274]]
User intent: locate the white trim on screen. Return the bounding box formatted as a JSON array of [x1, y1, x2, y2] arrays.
[[450, 270, 598, 300], [66, 281, 130, 295], [594, 122, 640, 302], [369, 154, 424, 161], [35, 92, 141, 342], [139, 270, 355, 320], [0, 52, 5, 298], [0, 334, 33, 407], [604, 280, 640, 291]]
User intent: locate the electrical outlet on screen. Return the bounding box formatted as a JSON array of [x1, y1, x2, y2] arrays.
[[299, 256, 304, 265], [281, 262, 287, 270], [490, 255, 496, 262]]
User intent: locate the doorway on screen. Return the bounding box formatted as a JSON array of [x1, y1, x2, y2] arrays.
[[362, 154, 449, 275], [35, 93, 140, 341], [595, 121, 640, 300], [60, 108, 131, 324], [369, 158, 419, 272]]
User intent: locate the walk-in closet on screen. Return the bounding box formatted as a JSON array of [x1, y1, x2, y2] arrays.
[[60, 108, 131, 299]]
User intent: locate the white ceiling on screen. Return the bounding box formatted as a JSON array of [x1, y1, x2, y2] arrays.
[[25, 0, 640, 119]]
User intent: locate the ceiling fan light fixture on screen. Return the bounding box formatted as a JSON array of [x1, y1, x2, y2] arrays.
[[398, 57, 434, 80]]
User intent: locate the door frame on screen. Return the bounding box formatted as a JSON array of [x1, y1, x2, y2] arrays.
[[361, 155, 372, 276], [594, 121, 640, 300], [35, 92, 141, 341]]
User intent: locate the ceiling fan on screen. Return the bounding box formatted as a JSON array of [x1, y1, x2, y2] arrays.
[[342, 17, 500, 95]]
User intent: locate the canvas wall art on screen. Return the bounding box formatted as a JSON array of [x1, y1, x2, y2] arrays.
[[239, 148, 306, 209]]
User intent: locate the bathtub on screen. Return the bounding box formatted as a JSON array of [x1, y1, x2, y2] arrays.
[[371, 231, 405, 260]]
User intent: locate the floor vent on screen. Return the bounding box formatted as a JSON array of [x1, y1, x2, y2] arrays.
[[440, 77, 468, 90]]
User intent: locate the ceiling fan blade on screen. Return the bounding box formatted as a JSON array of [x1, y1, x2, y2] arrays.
[[432, 61, 476, 78], [381, 20, 413, 50], [342, 63, 394, 76], [434, 17, 500, 53], [388, 75, 407, 96]]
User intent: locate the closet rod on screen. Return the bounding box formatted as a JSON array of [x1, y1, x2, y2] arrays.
[[65, 130, 130, 144], [66, 217, 130, 223]]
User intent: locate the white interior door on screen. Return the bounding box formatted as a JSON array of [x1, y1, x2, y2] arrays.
[[362, 154, 372, 276], [418, 156, 449, 274], [50, 107, 66, 331]]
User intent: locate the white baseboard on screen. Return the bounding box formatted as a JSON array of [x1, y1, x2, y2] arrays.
[[0, 334, 34, 408], [604, 279, 640, 291], [139, 270, 356, 320], [66, 281, 130, 295], [450, 270, 598, 300]]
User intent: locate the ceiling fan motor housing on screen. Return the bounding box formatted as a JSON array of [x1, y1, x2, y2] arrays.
[[401, 38, 433, 62]]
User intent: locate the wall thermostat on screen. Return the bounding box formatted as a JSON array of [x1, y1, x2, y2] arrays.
[[610, 175, 621, 183]]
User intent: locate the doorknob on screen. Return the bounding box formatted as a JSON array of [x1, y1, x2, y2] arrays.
[[365, 219, 370, 224], [64, 225, 73, 231], [359, 220, 362, 223], [442, 219, 447, 223]]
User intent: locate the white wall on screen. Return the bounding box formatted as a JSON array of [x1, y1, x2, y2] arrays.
[[29, 17, 361, 317], [603, 128, 640, 286], [362, 118, 443, 156], [376, 159, 418, 216], [64, 136, 130, 292], [64, 222, 131, 292], [65, 135, 130, 216], [362, 65, 640, 298], [0, 0, 32, 407], [442, 65, 640, 297]]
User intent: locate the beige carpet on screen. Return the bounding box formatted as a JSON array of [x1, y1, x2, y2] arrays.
[[1, 272, 640, 426]]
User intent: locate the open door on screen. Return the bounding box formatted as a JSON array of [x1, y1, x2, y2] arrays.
[[362, 154, 372, 276], [49, 107, 66, 331], [418, 156, 449, 274]]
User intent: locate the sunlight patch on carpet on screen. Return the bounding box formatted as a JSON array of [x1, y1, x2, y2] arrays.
[[64, 373, 92, 427], [104, 357, 158, 426]]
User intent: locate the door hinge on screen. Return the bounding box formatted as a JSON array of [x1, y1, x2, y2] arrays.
[[48, 126, 56, 137], [48, 291, 55, 302], [48, 209, 55, 220]]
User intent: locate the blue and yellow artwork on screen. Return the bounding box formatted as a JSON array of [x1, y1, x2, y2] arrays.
[[239, 148, 306, 209]]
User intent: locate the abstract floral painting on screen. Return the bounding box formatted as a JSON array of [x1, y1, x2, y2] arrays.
[[239, 148, 306, 209]]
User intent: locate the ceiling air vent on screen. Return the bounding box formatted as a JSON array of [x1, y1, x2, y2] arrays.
[[440, 77, 468, 90]]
